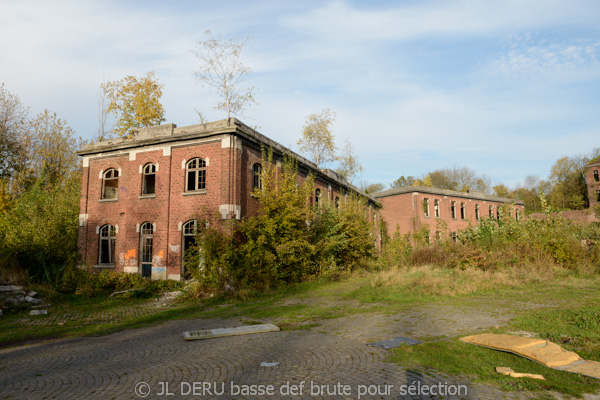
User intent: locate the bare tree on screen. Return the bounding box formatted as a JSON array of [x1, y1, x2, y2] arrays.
[[96, 75, 115, 142], [194, 30, 256, 120], [335, 138, 363, 183]]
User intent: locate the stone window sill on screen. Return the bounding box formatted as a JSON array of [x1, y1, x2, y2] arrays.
[[94, 264, 115, 269], [182, 190, 206, 196], [99, 198, 118, 203], [139, 194, 156, 199]]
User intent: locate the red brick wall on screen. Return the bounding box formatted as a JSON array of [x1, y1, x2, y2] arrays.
[[378, 191, 525, 240], [586, 164, 600, 208]]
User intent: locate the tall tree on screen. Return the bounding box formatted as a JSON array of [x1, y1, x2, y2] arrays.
[[548, 156, 587, 210], [297, 109, 337, 168], [26, 110, 80, 187], [0, 83, 29, 180], [194, 30, 256, 120], [101, 71, 166, 138], [389, 175, 418, 189], [335, 139, 363, 183], [96, 75, 115, 142], [425, 166, 491, 193]]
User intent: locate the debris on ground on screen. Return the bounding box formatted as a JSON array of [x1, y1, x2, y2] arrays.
[[461, 333, 600, 380], [495, 366, 545, 380], [260, 362, 279, 367], [368, 336, 423, 349], [183, 324, 280, 341], [0, 282, 49, 316]]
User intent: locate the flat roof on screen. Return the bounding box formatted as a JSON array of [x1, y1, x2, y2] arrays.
[[373, 186, 524, 205], [77, 118, 379, 205]]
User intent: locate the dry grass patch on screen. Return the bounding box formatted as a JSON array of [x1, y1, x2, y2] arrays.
[[370, 264, 570, 297]]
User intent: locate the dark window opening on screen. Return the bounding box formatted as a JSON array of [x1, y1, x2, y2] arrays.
[[140, 222, 153, 278], [99, 224, 116, 264], [186, 158, 206, 192], [475, 204, 480, 221], [434, 199, 440, 218], [451, 201, 457, 219], [335, 196, 340, 208], [252, 163, 262, 191], [315, 189, 321, 206], [460, 202, 466, 220], [423, 198, 430, 217], [594, 170, 599, 182], [102, 169, 119, 199], [182, 220, 198, 279], [142, 163, 156, 195], [489, 205, 494, 218]]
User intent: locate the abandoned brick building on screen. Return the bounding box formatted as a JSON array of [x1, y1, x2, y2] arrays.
[[586, 157, 600, 208], [374, 187, 525, 241], [76, 119, 379, 280]]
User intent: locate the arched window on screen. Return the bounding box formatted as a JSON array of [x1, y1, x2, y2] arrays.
[[252, 163, 262, 191], [142, 163, 156, 195], [182, 220, 198, 279], [98, 224, 116, 264], [102, 169, 119, 199], [186, 158, 206, 192], [315, 188, 321, 206], [140, 222, 153, 278]]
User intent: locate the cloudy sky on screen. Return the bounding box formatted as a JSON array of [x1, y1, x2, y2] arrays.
[[1, 0, 599, 188]]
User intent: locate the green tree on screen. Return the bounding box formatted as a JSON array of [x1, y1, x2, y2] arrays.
[[297, 109, 337, 168], [194, 30, 256, 120], [548, 156, 587, 210], [102, 71, 166, 138], [390, 175, 418, 189]]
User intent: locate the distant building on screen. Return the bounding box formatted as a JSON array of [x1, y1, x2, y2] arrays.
[[374, 186, 525, 241], [76, 119, 379, 280], [585, 157, 600, 208]]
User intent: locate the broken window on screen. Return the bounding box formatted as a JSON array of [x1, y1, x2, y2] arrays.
[[142, 163, 156, 195], [516, 209, 521, 221], [451, 201, 457, 219], [435, 231, 441, 241], [489, 205, 494, 219], [102, 169, 119, 199], [460, 202, 466, 220], [423, 198, 430, 217], [98, 224, 116, 264], [475, 204, 480, 221], [252, 163, 262, 191], [594, 170, 599, 182], [335, 196, 340, 208], [434, 199, 440, 218], [186, 158, 206, 192], [451, 231, 458, 242], [597, 190, 600, 202], [315, 188, 321, 207], [140, 222, 153, 278], [182, 220, 198, 279]]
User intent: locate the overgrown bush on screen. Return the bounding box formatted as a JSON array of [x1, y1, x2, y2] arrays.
[[185, 150, 378, 296], [380, 195, 600, 278], [58, 266, 182, 298]]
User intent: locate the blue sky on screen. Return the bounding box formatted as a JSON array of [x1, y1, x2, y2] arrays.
[[1, 0, 599, 188]]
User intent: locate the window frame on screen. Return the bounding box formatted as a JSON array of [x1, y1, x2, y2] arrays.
[[475, 204, 480, 221], [141, 163, 156, 196], [451, 201, 457, 219], [423, 198, 430, 217], [185, 158, 207, 193], [594, 169, 599, 182], [98, 224, 116, 265], [434, 199, 440, 218], [460, 202, 466, 220], [140, 222, 154, 278], [315, 188, 321, 207], [251, 163, 262, 191], [101, 169, 119, 200]]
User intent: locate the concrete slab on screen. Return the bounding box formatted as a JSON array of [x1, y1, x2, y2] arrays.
[[183, 323, 280, 340]]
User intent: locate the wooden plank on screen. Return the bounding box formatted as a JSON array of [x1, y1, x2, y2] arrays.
[[183, 324, 280, 341]]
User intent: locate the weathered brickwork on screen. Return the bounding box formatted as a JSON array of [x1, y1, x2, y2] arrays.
[[77, 119, 378, 280], [375, 187, 525, 240], [586, 158, 600, 208]]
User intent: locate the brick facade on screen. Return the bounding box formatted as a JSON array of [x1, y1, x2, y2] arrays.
[[374, 187, 525, 240], [586, 158, 600, 208], [77, 119, 378, 280]]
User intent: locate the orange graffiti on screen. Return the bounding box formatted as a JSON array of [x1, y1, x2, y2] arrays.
[[124, 249, 136, 260], [157, 250, 164, 258]]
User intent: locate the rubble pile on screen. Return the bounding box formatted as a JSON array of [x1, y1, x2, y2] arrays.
[[0, 282, 49, 316]]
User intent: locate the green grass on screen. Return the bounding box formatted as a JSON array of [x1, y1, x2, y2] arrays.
[[2, 273, 600, 397]]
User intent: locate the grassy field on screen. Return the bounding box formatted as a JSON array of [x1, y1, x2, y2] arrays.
[[2, 268, 600, 397]]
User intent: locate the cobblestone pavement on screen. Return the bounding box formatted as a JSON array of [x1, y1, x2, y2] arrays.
[[0, 295, 562, 400]]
